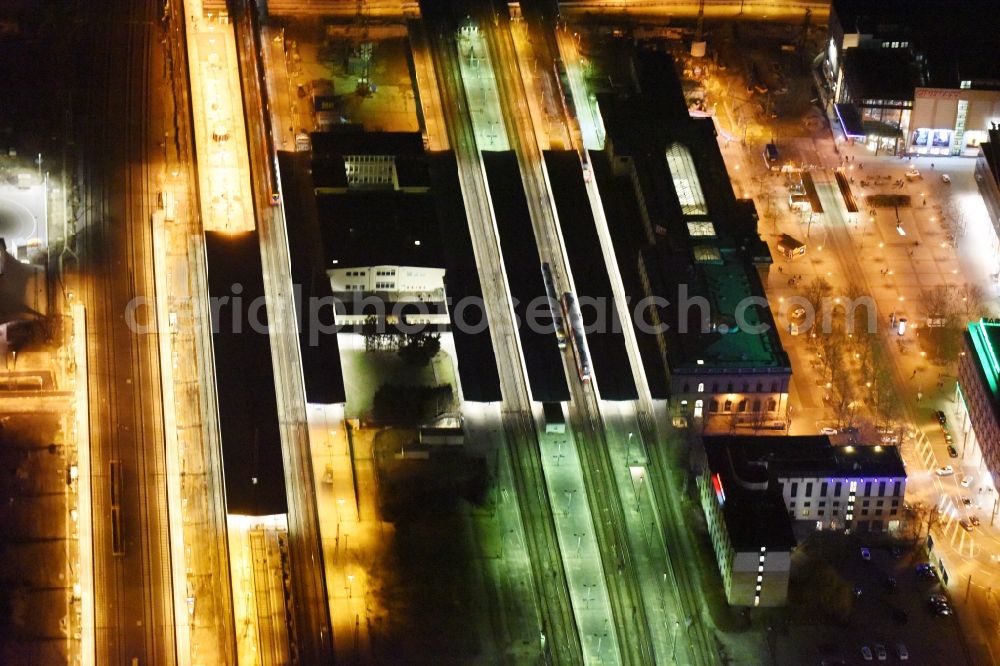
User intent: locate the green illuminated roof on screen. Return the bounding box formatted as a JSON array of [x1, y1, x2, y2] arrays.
[[968, 319, 1000, 397]]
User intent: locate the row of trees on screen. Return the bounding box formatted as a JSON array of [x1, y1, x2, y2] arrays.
[[361, 315, 441, 367], [801, 278, 899, 430], [799, 277, 986, 430]]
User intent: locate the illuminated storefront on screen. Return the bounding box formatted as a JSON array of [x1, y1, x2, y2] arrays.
[[907, 87, 1000, 157]]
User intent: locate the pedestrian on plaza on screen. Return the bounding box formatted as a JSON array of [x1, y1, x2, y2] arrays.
[[859, 162, 863, 169], [778, 266, 783, 273], [912, 370, 918, 379], [931, 162, 935, 169]]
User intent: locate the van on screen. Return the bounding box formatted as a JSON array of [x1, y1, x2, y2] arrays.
[[763, 143, 780, 170]]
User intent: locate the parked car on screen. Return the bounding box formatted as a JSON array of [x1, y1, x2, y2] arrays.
[[905, 166, 920, 180], [947, 445, 959, 458], [970, 515, 980, 526], [916, 564, 939, 581], [861, 547, 872, 561], [897, 643, 909, 660], [961, 474, 974, 488], [962, 497, 973, 507], [942, 173, 951, 184], [861, 645, 873, 661], [875, 644, 887, 661], [960, 519, 974, 532], [928, 593, 948, 605], [820, 426, 838, 435], [936, 465, 954, 476], [929, 601, 953, 616], [936, 410, 947, 424]]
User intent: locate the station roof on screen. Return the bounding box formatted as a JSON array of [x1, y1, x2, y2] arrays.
[[543, 150, 636, 401], [483, 151, 568, 403], [204, 231, 287, 516], [278, 151, 346, 405], [597, 49, 788, 378]]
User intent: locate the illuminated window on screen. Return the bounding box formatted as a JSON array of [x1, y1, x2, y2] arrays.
[[693, 245, 722, 263], [665, 143, 707, 215], [686, 221, 716, 237], [344, 154, 397, 188]]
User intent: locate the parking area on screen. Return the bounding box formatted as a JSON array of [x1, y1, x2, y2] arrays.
[[780, 532, 970, 664]]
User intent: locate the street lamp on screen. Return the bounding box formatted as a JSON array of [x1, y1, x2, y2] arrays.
[[671, 620, 681, 660]]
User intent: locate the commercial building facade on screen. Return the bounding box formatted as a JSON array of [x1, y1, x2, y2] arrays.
[[955, 319, 1000, 484], [697, 436, 907, 607], [822, 0, 1000, 156]]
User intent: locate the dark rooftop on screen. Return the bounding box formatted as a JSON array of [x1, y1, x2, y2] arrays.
[[597, 50, 787, 376], [315, 190, 444, 270], [703, 439, 796, 551], [205, 231, 287, 516], [704, 435, 907, 481], [311, 126, 429, 190], [544, 150, 636, 401], [483, 151, 569, 403], [278, 151, 346, 405], [982, 129, 1000, 188], [841, 48, 919, 103], [832, 0, 1000, 89]]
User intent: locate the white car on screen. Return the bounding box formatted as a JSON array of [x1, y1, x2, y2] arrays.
[[897, 643, 909, 661], [821, 426, 838, 435], [941, 173, 951, 184], [861, 645, 873, 661], [961, 474, 974, 488], [905, 167, 920, 180], [936, 465, 954, 476]]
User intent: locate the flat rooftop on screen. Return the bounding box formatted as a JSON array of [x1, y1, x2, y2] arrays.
[[315, 190, 444, 270], [205, 231, 287, 516], [981, 130, 1000, 187], [703, 439, 796, 552], [544, 150, 636, 401], [649, 245, 788, 373], [278, 151, 346, 404], [483, 151, 568, 403], [842, 48, 918, 103], [705, 435, 907, 481], [832, 0, 1000, 88]]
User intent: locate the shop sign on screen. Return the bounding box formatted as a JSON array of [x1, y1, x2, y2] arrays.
[[916, 87, 962, 100]]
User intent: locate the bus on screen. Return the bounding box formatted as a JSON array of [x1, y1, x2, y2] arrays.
[[541, 262, 567, 349], [561, 292, 592, 382]]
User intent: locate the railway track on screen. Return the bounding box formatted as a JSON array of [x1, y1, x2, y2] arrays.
[[78, 0, 177, 663], [421, 16, 584, 664], [477, 9, 659, 663]]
